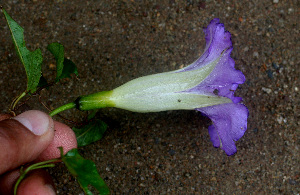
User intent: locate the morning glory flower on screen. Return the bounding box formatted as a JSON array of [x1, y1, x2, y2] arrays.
[[51, 18, 248, 155]]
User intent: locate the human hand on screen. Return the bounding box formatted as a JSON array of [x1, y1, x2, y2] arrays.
[[0, 110, 77, 195]]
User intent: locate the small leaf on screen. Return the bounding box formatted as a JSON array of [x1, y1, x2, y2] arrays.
[[47, 42, 64, 81], [73, 119, 107, 147], [37, 75, 48, 88], [87, 110, 98, 121], [2, 8, 43, 93], [60, 148, 110, 195], [60, 58, 78, 79], [47, 42, 78, 82]]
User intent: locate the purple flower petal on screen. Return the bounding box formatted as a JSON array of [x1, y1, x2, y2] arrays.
[[197, 103, 248, 155], [181, 18, 233, 71], [180, 18, 245, 103], [189, 47, 245, 103], [181, 18, 248, 155]]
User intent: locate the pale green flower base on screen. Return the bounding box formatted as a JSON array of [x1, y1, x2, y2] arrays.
[[50, 52, 232, 115]]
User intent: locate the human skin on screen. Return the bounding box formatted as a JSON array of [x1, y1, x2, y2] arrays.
[[0, 110, 77, 195]]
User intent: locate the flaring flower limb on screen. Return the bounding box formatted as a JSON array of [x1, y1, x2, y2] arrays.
[[197, 103, 248, 156], [179, 18, 249, 155]]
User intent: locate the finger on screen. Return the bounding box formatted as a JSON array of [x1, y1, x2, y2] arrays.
[[0, 169, 19, 194], [37, 121, 77, 161], [0, 110, 54, 174], [17, 169, 56, 195], [0, 113, 13, 121], [0, 169, 55, 195]]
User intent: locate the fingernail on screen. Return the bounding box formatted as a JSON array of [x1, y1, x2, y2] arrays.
[[13, 110, 51, 135]]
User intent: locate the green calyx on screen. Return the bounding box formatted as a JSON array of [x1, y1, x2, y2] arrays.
[[49, 91, 115, 116], [75, 90, 115, 111]]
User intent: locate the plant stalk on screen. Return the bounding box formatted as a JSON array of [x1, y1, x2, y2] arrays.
[[49, 102, 76, 117], [14, 159, 59, 195]]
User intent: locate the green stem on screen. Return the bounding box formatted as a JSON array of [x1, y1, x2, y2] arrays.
[[49, 102, 76, 117], [11, 92, 26, 111], [14, 159, 59, 195]]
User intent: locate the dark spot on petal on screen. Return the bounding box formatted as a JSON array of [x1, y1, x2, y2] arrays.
[[221, 49, 226, 55], [213, 89, 219, 95]]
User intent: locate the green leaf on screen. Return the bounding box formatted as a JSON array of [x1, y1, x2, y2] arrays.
[[88, 110, 98, 120], [47, 42, 78, 82], [47, 42, 64, 81], [61, 148, 110, 195], [73, 119, 107, 147], [60, 58, 78, 79], [2, 8, 43, 93], [37, 75, 48, 88]]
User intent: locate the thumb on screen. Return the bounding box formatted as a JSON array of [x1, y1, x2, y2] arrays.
[[0, 110, 54, 174]]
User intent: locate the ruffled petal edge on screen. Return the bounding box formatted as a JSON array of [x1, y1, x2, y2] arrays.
[[197, 103, 248, 155], [180, 18, 233, 72]]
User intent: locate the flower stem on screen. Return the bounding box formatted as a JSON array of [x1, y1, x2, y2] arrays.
[[14, 159, 59, 195], [49, 102, 76, 117]]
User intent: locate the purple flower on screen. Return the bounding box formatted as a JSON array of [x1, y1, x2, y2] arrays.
[[181, 18, 248, 155], [74, 19, 248, 155]]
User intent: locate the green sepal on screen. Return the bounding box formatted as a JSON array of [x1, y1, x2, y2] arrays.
[[76, 91, 115, 111]]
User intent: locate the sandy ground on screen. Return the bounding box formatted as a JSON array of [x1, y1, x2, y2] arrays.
[[0, 0, 299, 194]]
